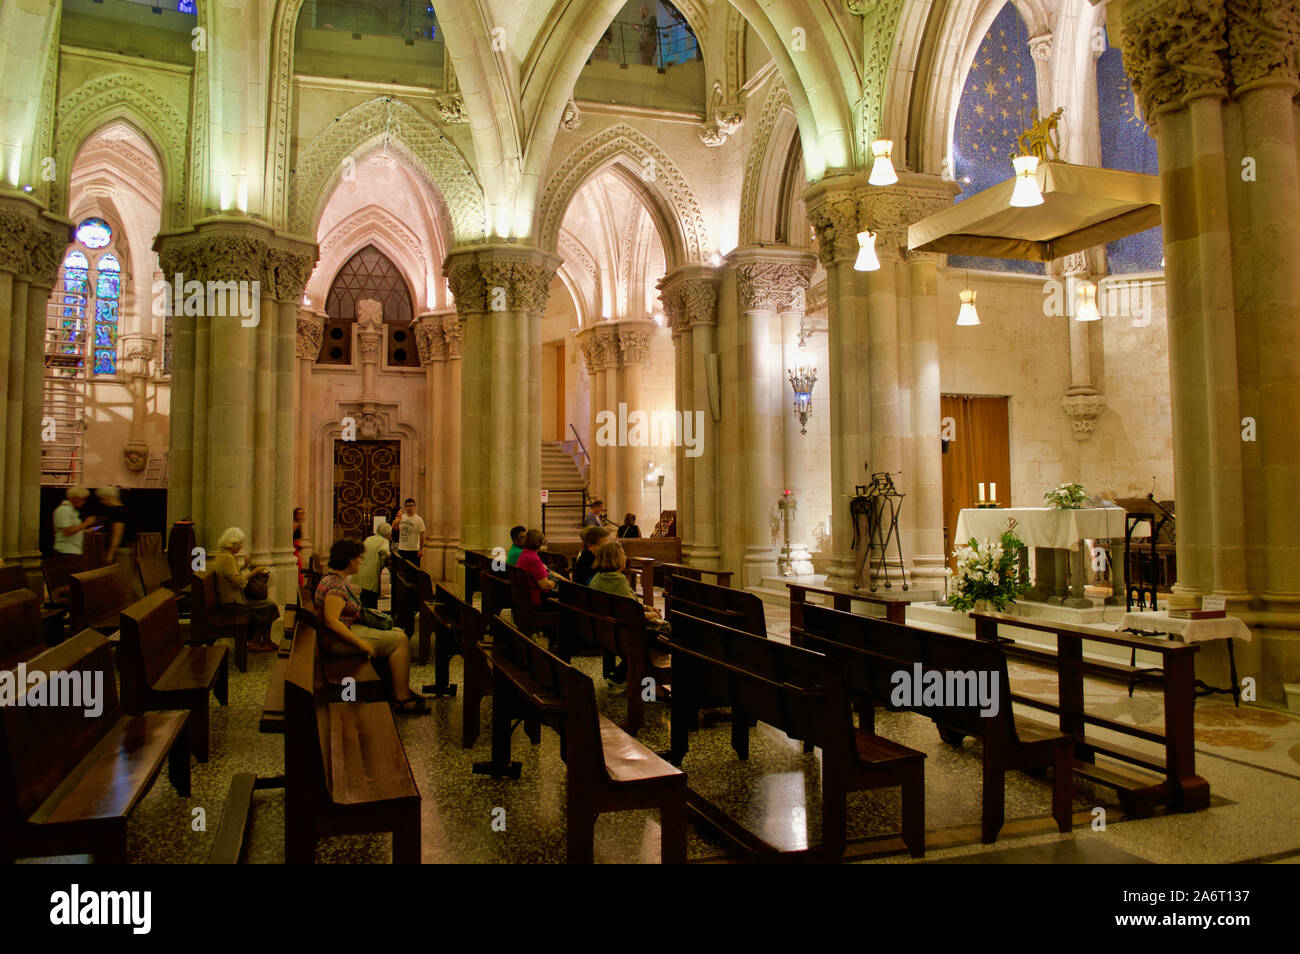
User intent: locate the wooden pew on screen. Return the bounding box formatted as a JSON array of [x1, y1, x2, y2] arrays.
[[507, 565, 558, 643], [555, 580, 670, 735], [479, 569, 512, 624], [283, 622, 421, 863], [260, 586, 315, 734], [795, 604, 1073, 843], [786, 580, 934, 640], [420, 583, 463, 696], [388, 554, 418, 638], [665, 574, 766, 636], [69, 564, 134, 639], [665, 609, 926, 860], [297, 586, 386, 704], [971, 611, 1208, 817], [460, 548, 498, 606], [191, 569, 252, 672], [539, 550, 570, 576], [117, 589, 229, 762], [0, 565, 30, 596], [487, 615, 686, 863], [0, 590, 46, 671], [409, 564, 437, 666], [0, 630, 191, 863], [40, 553, 84, 608], [657, 562, 733, 592]]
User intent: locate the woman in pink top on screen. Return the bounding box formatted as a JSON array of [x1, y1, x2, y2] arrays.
[[515, 529, 556, 606]]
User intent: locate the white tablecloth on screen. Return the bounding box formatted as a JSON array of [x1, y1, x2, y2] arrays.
[[1120, 610, 1252, 643], [954, 507, 1143, 551]]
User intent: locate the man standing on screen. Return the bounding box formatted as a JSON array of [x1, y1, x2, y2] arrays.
[[583, 498, 608, 529], [637, 5, 659, 66], [396, 498, 426, 566], [53, 486, 96, 555]]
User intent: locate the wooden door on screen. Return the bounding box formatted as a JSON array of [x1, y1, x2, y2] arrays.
[[940, 395, 1011, 570], [333, 440, 401, 541]]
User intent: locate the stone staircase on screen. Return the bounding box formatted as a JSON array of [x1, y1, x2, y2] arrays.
[[541, 442, 588, 541]]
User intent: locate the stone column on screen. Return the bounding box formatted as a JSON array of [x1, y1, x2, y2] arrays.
[[294, 308, 324, 567], [415, 308, 461, 581], [658, 266, 720, 567], [119, 339, 156, 473], [155, 220, 316, 603], [1111, 0, 1300, 700], [441, 313, 464, 576], [732, 250, 816, 586], [0, 197, 70, 568], [906, 252, 947, 589], [444, 245, 558, 554]]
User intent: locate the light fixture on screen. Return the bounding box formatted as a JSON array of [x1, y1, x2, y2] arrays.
[[1009, 155, 1044, 207], [788, 318, 818, 434], [868, 139, 898, 186], [854, 230, 880, 272], [957, 287, 980, 326], [1075, 280, 1100, 321]]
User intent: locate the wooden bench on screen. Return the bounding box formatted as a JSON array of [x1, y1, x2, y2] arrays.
[[971, 611, 1208, 816], [409, 564, 436, 666], [420, 583, 463, 697], [488, 615, 686, 863], [284, 623, 421, 863], [0, 565, 31, 596], [191, 569, 252, 672], [0, 630, 191, 863], [665, 609, 926, 860], [69, 564, 134, 639], [460, 548, 498, 607], [507, 564, 558, 642], [556, 580, 670, 736], [665, 574, 766, 636], [118, 589, 229, 762], [299, 590, 387, 704], [259, 586, 314, 734], [657, 562, 733, 592], [388, 554, 418, 638], [0, 589, 47, 670], [478, 568, 513, 624], [796, 604, 1073, 843], [786, 580, 934, 637], [41, 553, 84, 608], [539, 550, 570, 576]]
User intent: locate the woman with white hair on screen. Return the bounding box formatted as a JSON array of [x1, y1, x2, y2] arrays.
[[214, 526, 280, 651], [356, 519, 392, 609]]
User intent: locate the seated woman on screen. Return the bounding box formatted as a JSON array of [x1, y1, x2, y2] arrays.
[[214, 527, 280, 651], [588, 541, 667, 629], [515, 529, 556, 606], [573, 525, 609, 586], [616, 513, 641, 539], [315, 538, 428, 715]]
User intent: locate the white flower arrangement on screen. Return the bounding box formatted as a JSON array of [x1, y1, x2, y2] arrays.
[[947, 529, 1029, 613], [1043, 481, 1088, 510]]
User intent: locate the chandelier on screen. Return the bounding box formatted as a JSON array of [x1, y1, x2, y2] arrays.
[[788, 318, 817, 435]]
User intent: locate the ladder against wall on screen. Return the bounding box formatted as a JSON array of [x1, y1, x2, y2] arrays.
[[41, 324, 87, 486], [145, 451, 169, 488]]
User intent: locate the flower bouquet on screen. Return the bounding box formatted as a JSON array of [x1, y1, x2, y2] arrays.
[[947, 529, 1030, 613], [1043, 482, 1088, 510]]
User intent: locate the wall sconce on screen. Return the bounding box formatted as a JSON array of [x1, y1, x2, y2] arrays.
[[788, 319, 817, 435], [854, 230, 880, 272], [1075, 280, 1100, 321], [957, 287, 980, 326], [1009, 155, 1043, 207], [869, 139, 898, 186]]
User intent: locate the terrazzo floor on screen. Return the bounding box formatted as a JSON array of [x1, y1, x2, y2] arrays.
[[28, 588, 1300, 864]]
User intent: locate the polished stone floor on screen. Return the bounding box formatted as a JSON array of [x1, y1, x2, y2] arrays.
[[26, 588, 1300, 864]]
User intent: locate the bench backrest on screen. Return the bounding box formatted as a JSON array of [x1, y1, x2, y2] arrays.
[[137, 552, 175, 595], [478, 570, 512, 623], [666, 575, 765, 636], [507, 565, 554, 633], [41, 553, 85, 600], [388, 555, 417, 634], [284, 622, 330, 803], [134, 532, 163, 557], [0, 630, 120, 821], [490, 614, 568, 700], [556, 580, 647, 660], [70, 564, 134, 634], [539, 551, 570, 576], [798, 603, 1015, 741], [190, 570, 220, 641], [0, 590, 44, 670], [118, 590, 183, 707], [0, 565, 30, 596], [666, 610, 828, 748], [462, 549, 495, 604]]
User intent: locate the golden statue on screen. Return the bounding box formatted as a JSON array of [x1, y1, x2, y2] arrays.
[[1016, 107, 1064, 162]]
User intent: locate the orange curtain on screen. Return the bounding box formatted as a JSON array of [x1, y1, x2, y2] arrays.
[[940, 395, 1011, 569]]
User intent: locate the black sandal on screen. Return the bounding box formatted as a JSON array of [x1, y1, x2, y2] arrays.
[[392, 693, 431, 716]]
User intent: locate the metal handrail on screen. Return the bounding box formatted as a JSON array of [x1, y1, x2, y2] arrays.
[[568, 423, 591, 470]]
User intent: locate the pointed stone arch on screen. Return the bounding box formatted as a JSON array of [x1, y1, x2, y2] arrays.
[[287, 98, 485, 245], [536, 123, 709, 268], [739, 80, 798, 245], [50, 73, 186, 230], [313, 204, 434, 308]]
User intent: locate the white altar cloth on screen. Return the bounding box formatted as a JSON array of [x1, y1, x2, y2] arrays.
[[1120, 610, 1252, 644], [954, 507, 1143, 551]]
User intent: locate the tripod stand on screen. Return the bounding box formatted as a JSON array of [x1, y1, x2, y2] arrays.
[[850, 472, 908, 591]]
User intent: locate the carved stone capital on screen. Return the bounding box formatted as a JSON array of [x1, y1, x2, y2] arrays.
[[154, 220, 318, 304], [123, 442, 150, 472], [414, 315, 444, 364], [442, 313, 464, 358], [1117, 0, 1230, 118], [444, 246, 560, 316], [1062, 390, 1107, 440], [434, 94, 468, 124], [0, 197, 73, 287], [1029, 33, 1054, 64], [805, 192, 861, 266], [844, 0, 874, 14], [560, 99, 582, 132], [296, 309, 325, 359], [859, 186, 954, 261], [738, 261, 816, 313], [1226, 0, 1300, 90]]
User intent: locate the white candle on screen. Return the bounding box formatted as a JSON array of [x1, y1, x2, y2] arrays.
[[990, 482, 996, 501], [978, 482, 986, 502]]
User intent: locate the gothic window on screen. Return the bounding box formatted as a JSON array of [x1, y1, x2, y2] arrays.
[[51, 219, 125, 377], [320, 245, 418, 367], [949, 1, 1045, 276], [1096, 29, 1163, 274]]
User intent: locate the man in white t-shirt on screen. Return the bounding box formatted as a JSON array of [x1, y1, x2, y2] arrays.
[[395, 498, 426, 567], [52, 486, 95, 555]]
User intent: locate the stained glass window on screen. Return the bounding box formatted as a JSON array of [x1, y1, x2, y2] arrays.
[[75, 218, 112, 249]]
